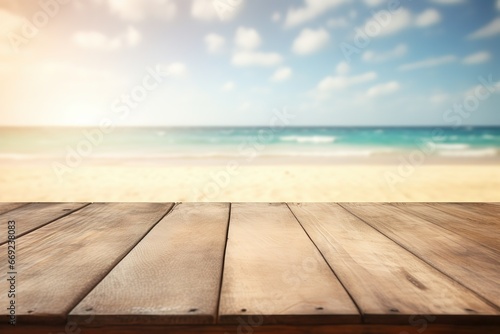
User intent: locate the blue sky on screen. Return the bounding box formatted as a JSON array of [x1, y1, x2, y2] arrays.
[[0, 0, 499, 126]]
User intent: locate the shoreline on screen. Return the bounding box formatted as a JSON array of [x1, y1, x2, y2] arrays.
[[1, 155, 500, 166], [1, 164, 499, 202]]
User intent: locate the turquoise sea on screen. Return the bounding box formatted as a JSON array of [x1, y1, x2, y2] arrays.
[[1, 127, 499, 162]]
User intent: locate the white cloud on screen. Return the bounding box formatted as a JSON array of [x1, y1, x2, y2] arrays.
[[72, 27, 142, 50], [272, 12, 281, 22], [191, 0, 217, 21], [191, 0, 242, 21], [430, 93, 450, 104], [464, 85, 489, 99], [232, 51, 283, 67], [364, 0, 385, 7], [317, 72, 377, 91], [72, 31, 116, 50], [235, 27, 261, 51], [467, 18, 500, 39], [336, 61, 350, 75], [222, 81, 235, 91], [239, 101, 252, 112], [0, 9, 26, 55], [231, 26, 282, 67], [0, 42, 13, 59], [107, 0, 176, 21], [36, 62, 115, 81], [73, 31, 110, 50], [284, 0, 349, 27], [162, 62, 187, 77], [498, 0, 500, 10], [327, 17, 348, 28], [292, 28, 329, 55], [125, 26, 141, 47], [429, 0, 465, 4], [363, 44, 407, 62], [365, 8, 412, 37], [464, 83, 500, 98], [367, 81, 400, 98], [398, 55, 457, 71], [205, 33, 225, 54], [361, 8, 441, 38], [415, 9, 441, 27], [462, 51, 491, 65], [0, 8, 24, 35], [270, 67, 292, 82]]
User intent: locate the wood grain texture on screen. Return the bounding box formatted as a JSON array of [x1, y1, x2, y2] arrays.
[[426, 203, 500, 226], [288, 203, 499, 324], [70, 203, 230, 326], [0, 202, 27, 215], [219, 203, 359, 325], [341, 203, 500, 309], [0, 203, 174, 324], [0, 202, 89, 244], [389, 203, 500, 252], [1, 324, 499, 334]]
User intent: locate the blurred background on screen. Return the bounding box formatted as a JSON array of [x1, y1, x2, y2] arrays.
[[0, 0, 499, 202]]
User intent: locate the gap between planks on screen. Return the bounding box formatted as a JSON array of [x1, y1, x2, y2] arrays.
[[70, 203, 230, 326], [339, 203, 500, 312], [289, 203, 499, 325], [64, 202, 177, 321], [285, 203, 364, 318], [0, 202, 91, 245]]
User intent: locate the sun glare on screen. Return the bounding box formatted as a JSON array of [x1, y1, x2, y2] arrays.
[[63, 105, 104, 126]]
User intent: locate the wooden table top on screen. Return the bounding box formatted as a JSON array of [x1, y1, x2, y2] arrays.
[[0, 202, 499, 333]]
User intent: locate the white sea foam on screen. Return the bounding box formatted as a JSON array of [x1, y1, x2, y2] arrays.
[[91, 147, 397, 159], [434, 143, 470, 150], [0, 154, 56, 160], [482, 134, 496, 140], [437, 148, 498, 157], [280, 135, 336, 144], [261, 148, 398, 158]]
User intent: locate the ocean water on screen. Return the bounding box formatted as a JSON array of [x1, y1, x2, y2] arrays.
[[0, 127, 499, 162]]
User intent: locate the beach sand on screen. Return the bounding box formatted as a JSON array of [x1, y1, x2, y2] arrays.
[[1, 163, 499, 202]]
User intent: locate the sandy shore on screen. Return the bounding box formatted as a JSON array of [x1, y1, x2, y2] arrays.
[[1, 164, 499, 202]]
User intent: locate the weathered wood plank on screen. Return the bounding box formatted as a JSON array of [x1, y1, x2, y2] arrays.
[[1, 324, 499, 334], [0, 203, 27, 215], [289, 203, 499, 324], [389, 203, 500, 252], [0, 202, 89, 244], [427, 203, 500, 226], [219, 203, 359, 325], [70, 203, 229, 326], [341, 203, 500, 308], [0, 203, 174, 324]]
